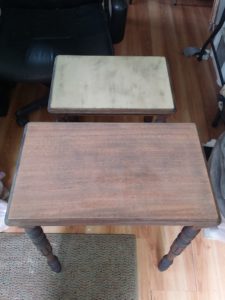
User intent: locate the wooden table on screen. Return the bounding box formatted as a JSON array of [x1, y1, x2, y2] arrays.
[[48, 55, 175, 121], [6, 122, 219, 273]]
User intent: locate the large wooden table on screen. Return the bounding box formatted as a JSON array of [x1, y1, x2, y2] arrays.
[[48, 55, 175, 121], [6, 122, 219, 273]]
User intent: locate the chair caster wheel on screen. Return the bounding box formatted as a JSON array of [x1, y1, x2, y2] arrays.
[[16, 116, 29, 127], [183, 47, 201, 57], [212, 120, 219, 128]]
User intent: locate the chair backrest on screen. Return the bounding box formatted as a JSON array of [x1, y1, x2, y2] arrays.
[[0, 0, 101, 9]]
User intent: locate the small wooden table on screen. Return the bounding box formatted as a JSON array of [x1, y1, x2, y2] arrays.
[[6, 122, 219, 273], [48, 55, 175, 121]]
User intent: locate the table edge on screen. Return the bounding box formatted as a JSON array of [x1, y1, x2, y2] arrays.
[[47, 106, 176, 115], [5, 216, 221, 228]]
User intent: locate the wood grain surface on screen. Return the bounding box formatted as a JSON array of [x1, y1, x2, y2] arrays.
[[6, 122, 219, 226]]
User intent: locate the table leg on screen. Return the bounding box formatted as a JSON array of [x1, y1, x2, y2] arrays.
[[58, 115, 80, 122], [144, 116, 153, 123], [158, 226, 200, 271], [25, 226, 61, 273], [155, 115, 167, 122]]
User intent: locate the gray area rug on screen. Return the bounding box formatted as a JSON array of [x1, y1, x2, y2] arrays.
[[0, 233, 137, 300]]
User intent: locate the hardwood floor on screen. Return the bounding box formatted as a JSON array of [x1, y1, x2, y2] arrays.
[[1, 0, 225, 299]]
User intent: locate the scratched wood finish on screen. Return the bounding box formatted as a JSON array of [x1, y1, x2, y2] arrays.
[[6, 122, 218, 226]]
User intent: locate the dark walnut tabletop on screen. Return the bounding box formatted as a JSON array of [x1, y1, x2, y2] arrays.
[[6, 122, 219, 227]]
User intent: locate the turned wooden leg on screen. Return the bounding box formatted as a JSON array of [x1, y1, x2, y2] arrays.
[[158, 226, 200, 271], [25, 226, 61, 273], [155, 115, 167, 122], [57, 115, 80, 122], [144, 115, 168, 123], [144, 116, 153, 123]]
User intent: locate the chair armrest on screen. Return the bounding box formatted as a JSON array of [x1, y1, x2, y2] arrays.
[[109, 0, 128, 44]]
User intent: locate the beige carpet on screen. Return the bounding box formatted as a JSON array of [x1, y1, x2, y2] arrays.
[[0, 233, 137, 300]]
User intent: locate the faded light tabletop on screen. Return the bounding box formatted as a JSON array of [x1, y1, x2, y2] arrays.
[[48, 56, 175, 116]]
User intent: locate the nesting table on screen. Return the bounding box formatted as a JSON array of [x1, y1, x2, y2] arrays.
[[6, 122, 219, 273], [48, 55, 175, 121]]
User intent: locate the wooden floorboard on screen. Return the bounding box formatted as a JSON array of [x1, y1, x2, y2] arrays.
[[1, 0, 225, 299]]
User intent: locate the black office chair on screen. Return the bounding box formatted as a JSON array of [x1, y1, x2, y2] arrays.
[[0, 0, 128, 125]]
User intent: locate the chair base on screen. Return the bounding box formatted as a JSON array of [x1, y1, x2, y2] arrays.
[[0, 95, 10, 117], [0, 82, 16, 117], [16, 95, 49, 126]]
